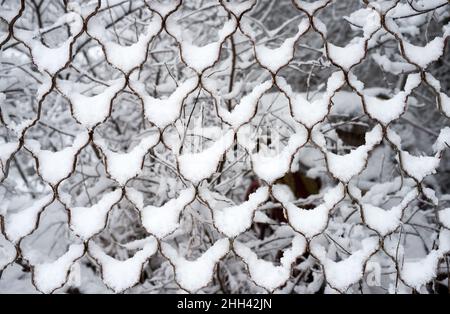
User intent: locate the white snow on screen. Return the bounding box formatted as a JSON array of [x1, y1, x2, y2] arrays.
[[372, 53, 416, 75], [233, 236, 306, 291], [58, 78, 125, 129], [221, 0, 256, 17], [161, 238, 230, 292], [88, 239, 158, 293], [238, 124, 308, 184], [147, 1, 181, 17], [177, 130, 234, 184], [0, 235, 16, 271], [423, 187, 438, 206], [32, 244, 84, 294], [440, 228, 450, 254], [95, 133, 159, 185], [25, 131, 89, 185], [127, 187, 195, 239], [254, 19, 310, 73], [384, 16, 447, 69], [216, 81, 272, 130], [4, 194, 54, 243], [167, 19, 236, 73], [69, 189, 123, 240], [400, 250, 442, 290], [277, 71, 345, 128], [14, 13, 83, 74], [433, 127, 450, 154], [440, 92, 450, 117], [327, 39, 366, 71], [326, 8, 380, 71], [0, 141, 19, 181], [131, 77, 198, 129], [0, 2, 21, 23], [403, 37, 446, 68], [389, 0, 449, 19], [293, 0, 330, 15], [88, 17, 162, 73], [424, 73, 450, 117], [311, 237, 379, 291], [314, 124, 383, 182], [364, 73, 421, 125], [361, 188, 418, 236], [199, 186, 269, 238], [388, 131, 441, 184], [1, 0, 449, 295], [438, 207, 450, 229], [399, 151, 440, 182], [273, 183, 344, 238]]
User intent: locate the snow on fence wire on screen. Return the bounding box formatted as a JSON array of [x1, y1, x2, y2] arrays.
[[0, 0, 449, 294]]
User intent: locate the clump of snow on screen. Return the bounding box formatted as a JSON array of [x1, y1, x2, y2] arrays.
[[147, 0, 181, 18], [131, 77, 198, 129], [221, 0, 256, 17], [383, 17, 447, 69], [95, 133, 159, 185], [433, 127, 450, 155], [424, 73, 450, 117], [88, 239, 158, 293], [273, 183, 344, 238], [372, 53, 415, 75], [233, 236, 306, 291], [25, 131, 89, 186], [177, 130, 234, 184], [403, 38, 446, 69], [238, 124, 308, 184], [200, 186, 269, 238], [69, 189, 123, 240], [0, 234, 16, 271], [277, 71, 345, 128], [423, 187, 438, 206], [0, 141, 19, 181], [161, 238, 230, 292], [327, 39, 366, 71], [311, 237, 379, 291], [438, 207, 450, 229], [326, 7, 380, 71], [314, 124, 383, 182], [127, 186, 195, 239], [32, 244, 85, 294], [440, 228, 450, 254], [399, 151, 440, 182], [14, 13, 83, 74], [348, 178, 418, 236], [388, 0, 449, 19], [400, 250, 443, 290], [0, 2, 22, 24], [167, 19, 237, 73], [58, 78, 125, 129], [361, 188, 418, 236], [364, 73, 421, 125], [216, 81, 272, 130], [293, 0, 331, 15], [88, 16, 162, 73], [4, 194, 54, 243], [387, 128, 440, 182], [254, 20, 310, 73], [439, 92, 450, 117]]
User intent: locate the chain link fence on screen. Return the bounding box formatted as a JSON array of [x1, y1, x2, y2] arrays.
[[0, 0, 449, 294]]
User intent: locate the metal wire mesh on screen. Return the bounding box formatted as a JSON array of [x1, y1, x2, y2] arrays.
[[0, 0, 449, 294]]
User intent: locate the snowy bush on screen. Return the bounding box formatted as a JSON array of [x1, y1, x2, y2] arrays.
[[0, 0, 449, 294]]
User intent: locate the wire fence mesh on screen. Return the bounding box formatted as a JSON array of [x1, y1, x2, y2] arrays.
[[0, 0, 449, 294]]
